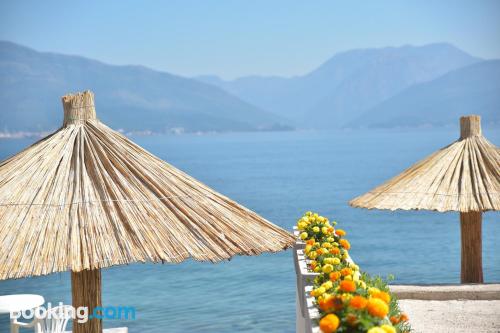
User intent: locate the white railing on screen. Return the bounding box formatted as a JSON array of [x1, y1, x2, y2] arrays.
[[293, 227, 319, 333], [293, 227, 359, 333]]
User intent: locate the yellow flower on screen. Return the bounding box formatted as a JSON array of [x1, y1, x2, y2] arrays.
[[314, 266, 321, 273], [297, 222, 307, 230], [313, 226, 320, 233], [367, 328, 385, 333], [308, 251, 318, 259], [332, 257, 341, 265], [316, 287, 326, 295], [327, 237, 335, 242], [368, 287, 381, 295], [322, 242, 332, 248], [358, 281, 367, 289], [342, 292, 353, 301], [321, 226, 329, 234], [322, 264, 333, 274], [381, 325, 396, 333], [305, 244, 312, 254], [344, 275, 352, 281], [322, 281, 333, 290], [300, 232, 308, 240], [351, 264, 359, 271]]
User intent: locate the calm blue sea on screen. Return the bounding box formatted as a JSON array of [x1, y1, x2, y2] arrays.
[[1, 128, 499, 332]]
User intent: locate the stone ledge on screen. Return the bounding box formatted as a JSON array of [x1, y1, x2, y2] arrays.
[[390, 283, 500, 300]]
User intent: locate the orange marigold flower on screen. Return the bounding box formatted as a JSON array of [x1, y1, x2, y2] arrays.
[[367, 298, 389, 318], [318, 295, 342, 312], [372, 291, 391, 304], [349, 295, 368, 309], [327, 227, 334, 233], [318, 296, 334, 311], [319, 314, 340, 333], [306, 239, 315, 245], [399, 313, 409, 322], [317, 248, 324, 255], [390, 316, 400, 324], [329, 247, 340, 255], [329, 271, 341, 281], [339, 239, 351, 250], [335, 229, 346, 236], [339, 280, 356, 293], [340, 267, 352, 276]]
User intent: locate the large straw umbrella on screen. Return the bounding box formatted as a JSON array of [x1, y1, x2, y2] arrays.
[[350, 115, 499, 283], [0, 90, 294, 333]]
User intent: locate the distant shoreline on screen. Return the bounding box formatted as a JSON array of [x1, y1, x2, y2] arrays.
[[2, 123, 499, 140], [0, 127, 295, 140]]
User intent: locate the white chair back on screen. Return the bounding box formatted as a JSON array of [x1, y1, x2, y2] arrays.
[[34, 305, 73, 333]]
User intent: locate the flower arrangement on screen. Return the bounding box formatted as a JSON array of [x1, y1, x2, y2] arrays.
[[296, 211, 410, 333]]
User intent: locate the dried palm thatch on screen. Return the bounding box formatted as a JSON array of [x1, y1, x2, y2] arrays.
[[0, 91, 294, 281], [349, 116, 499, 213], [349, 115, 499, 283]]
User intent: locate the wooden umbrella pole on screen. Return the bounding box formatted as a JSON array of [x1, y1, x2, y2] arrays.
[[72, 269, 103, 333], [460, 212, 483, 283]]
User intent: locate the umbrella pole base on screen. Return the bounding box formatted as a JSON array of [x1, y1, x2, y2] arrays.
[[460, 212, 483, 283], [72, 269, 102, 333]]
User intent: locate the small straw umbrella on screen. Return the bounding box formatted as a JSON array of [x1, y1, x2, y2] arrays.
[[0, 90, 295, 333], [350, 115, 499, 283]]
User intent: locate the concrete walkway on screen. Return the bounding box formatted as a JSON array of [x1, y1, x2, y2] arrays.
[[389, 284, 500, 333], [399, 300, 500, 333]]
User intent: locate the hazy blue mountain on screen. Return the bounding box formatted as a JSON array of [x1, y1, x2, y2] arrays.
[[0, 41, 290, 133], [196, 43, 480, 128], [348, 60, 500, 128]]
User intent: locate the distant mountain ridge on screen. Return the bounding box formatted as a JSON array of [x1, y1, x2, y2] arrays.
[[197, 43, 484, 128], [0, 41, 290, 134], [349, 60, 500, 128], [2, 41, 498, 133]]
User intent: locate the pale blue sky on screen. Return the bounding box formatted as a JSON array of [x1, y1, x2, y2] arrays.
[[1, 0, 499, 79]]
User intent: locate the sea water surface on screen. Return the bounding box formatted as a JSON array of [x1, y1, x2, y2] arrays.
[[1, 128, 499, 332]]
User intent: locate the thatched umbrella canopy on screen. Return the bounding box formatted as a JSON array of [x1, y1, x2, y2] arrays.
[[0, 91, 294, 332], [350, 115, 499, 283]]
